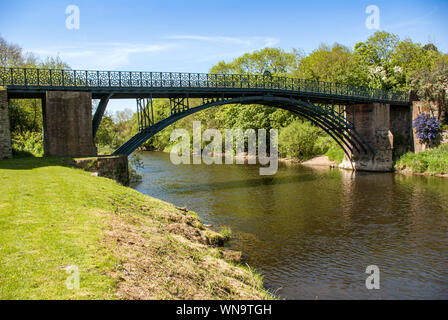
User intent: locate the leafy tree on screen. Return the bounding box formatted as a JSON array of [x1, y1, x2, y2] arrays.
[[278, 120, 322, 160], [210, 47, 300, 75], [294, 43, 364, 85], [411, 59, 448, 123], [354, 31, 443, 90], [355, 31, 399, 66]]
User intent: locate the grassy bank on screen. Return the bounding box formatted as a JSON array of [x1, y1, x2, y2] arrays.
[[0, 157, 273, 300], [395, 144, 448, 175]]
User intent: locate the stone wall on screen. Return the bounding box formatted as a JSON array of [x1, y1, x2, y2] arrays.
[[339, 103, 394, 172], [73, 155, 129, 185], [0, 88, 12, 159], [43, 91, 96, 157]]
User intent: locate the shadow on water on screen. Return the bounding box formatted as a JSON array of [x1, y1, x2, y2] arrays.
[[167, 172, 321, 193]]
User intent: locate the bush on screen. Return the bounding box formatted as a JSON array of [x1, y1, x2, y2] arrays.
[[11, 131, 43, 157], [279, 120, 322, 160], [413, 113, 440, 144]]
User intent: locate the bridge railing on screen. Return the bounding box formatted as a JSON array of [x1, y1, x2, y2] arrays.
[[0, 67, 409, 103]]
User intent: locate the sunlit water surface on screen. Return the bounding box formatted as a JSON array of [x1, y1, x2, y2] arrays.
[[132, 151, 448, 299]]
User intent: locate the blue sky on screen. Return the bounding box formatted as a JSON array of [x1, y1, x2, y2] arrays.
[[1, 0, 447, 112]]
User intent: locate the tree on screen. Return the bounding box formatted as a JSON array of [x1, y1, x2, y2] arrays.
[[0, 36, 39, 68], [411, 58, 448, 123], [210, 47, 300, 75], [355, 31, 399, 66], [294, 43, 365, 86], [354, 31, 443, 91], [278, 120, 322, 160]]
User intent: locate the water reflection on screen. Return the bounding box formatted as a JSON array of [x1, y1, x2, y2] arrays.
[[133, 152, 448, 299]]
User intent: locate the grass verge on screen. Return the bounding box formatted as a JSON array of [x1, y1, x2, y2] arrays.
[[0, 157, 273, 300], [395, 144, 448, 175]]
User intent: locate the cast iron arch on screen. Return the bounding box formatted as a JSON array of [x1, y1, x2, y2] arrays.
[[113, 96, 374, 160]]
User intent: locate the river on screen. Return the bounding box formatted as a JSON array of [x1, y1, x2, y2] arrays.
[[132, 151, 448, 299]]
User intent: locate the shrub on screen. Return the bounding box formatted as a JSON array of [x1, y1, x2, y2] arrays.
[[278, 120, 322, 160], [11, 131, 43, 157], [413, 113, 440, 144]]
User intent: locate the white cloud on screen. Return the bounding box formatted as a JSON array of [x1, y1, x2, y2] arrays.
[[167, 34, 279, 48], [26, 35, 280, 71], [28, 42, 173, 69]]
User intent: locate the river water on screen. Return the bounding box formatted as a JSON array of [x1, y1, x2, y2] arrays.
[[132, 151, 448, 299]]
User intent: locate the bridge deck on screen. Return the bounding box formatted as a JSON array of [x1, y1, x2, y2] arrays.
[[2, 68, 410, 106]]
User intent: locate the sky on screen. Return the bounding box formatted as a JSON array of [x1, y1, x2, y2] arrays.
[[1, 0, 447, 112]]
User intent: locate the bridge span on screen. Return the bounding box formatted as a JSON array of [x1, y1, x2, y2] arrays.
[[0, 68, 415, 171]]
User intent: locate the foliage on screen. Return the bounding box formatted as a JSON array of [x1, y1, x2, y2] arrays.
[[353, 31, 444, 90], [94, 109, 138, 153], [11, 131, 43, 157], [324, 143, 345, 164], [210, 47, 300, 75], [0, 36, 37, 68], [411, 59, 448, 123], [313, 136, 345, 163], [8, 99, 43, 135], [278, 120, 322, 160], [396, 144, 448, 174], [294, 43, 362, 85], [413, 113, 440, 143], [219, 227, 232, 240]]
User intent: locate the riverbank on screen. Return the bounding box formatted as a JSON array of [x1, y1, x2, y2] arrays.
[[0, 157, 273, 300], [280, 155, 337, 167], [395, 144, 448, 178]]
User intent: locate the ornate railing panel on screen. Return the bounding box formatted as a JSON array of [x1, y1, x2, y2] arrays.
[[0, 67, 410, 103]]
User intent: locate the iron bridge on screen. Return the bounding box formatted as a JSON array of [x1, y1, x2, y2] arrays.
[[1, 67, 411, 158]]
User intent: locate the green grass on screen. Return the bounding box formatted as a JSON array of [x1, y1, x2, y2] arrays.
[[324, 144, 345, 164], [0, 157, 273, 300], [219, 227, 232, 241], [0, 158, 118, 299], [395, 144, 448, 174]]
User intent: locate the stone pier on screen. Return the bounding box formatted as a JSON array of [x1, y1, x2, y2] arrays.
[[43, 91, 96, 157], [339, 103, 394, 172], [390, 104, 413, 157], [0, 88, 12, 159]]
